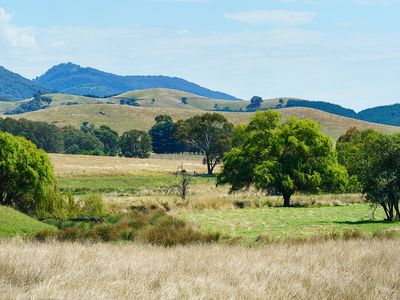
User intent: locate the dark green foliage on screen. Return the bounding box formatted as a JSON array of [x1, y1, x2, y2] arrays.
[[93, 125, 119, 156], [0, 132, 57, 216], [0, 117, 64, 153], [119, 130, 152, 158], [285, 99, 358, 118], [33, 62, 239, 100], [246, 96, 263, 111], [357, 103, 400, 126], [0, 66, 47, 101], [149, 115, 183, 154], [5, 92, 53, 115], [119, 98, 139, 106], [338, 128, 400, 221], [175, 113, 234, 175], [181, 97, 188, 105], [62, 126, 104, 154], [217, 111, 348, 207]]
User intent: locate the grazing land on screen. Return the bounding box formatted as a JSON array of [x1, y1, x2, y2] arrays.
[[48, 154, 400, 243], [9, 102, 400, 141], [0, 239, 399, 299]]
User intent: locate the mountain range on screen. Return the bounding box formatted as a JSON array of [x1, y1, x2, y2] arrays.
[[0, 63, 399, 126]]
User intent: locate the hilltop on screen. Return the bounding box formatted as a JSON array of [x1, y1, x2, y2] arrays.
[[33, 63, 239, 100]]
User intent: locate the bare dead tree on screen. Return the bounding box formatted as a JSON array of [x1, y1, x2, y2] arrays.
[[167, 165, 192, 205]]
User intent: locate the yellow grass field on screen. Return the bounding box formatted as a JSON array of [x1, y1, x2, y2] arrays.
[[10, 103, 400, 141], [0, 239, 399, 299], [50, 153, 209, 177]]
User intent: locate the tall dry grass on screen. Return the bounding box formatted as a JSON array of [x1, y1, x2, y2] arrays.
[[50, 153, 212, 177], [0, 239, 399, 299]]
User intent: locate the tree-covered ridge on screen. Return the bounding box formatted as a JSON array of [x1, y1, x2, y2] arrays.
[[285, 99, 358, 119], [34, 63, 239, 100], [0, 66, 47, 101], [357, 103, 400, 126]]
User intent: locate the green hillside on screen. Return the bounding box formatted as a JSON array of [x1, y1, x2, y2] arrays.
[[0, 66, 46, 101], [7, 103, 400, 141], [0, 206, 55, 238]]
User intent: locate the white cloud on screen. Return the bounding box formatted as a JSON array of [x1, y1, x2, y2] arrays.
[[224, 10, 316, 27], [0, 7, 36, 48]]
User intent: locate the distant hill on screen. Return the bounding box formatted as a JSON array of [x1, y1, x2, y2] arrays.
[[7, 104, 400, 141], [0, 66, 46, 101], [358, 103, 400, 126], [33, 63, 239, 100]]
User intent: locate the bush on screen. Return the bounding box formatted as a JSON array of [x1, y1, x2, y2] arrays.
[[40, 210, 221, 246], [79, 194, 105, 217]]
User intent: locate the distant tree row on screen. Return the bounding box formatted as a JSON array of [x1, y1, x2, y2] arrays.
[[0, 118, 152, 158]]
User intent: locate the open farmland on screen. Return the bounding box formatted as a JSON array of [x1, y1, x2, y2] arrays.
[[8, 103, 400, 141], [49, 154, 400, 243]]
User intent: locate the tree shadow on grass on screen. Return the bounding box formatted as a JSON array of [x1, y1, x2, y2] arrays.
[[334, 220, 395, 225]]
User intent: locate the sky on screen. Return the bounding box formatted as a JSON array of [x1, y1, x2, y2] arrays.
[[0, 0, 400, 110]]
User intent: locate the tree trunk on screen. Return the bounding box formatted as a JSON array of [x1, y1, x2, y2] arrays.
[[283, 194, 291, 207], [394, 200, 400, 221], [381, 203, 391, 221], [206, 155, 213, 175]]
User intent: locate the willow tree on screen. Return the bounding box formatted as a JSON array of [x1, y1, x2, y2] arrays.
[[217, 111, 348, 207], [0, 132, 57, 216]]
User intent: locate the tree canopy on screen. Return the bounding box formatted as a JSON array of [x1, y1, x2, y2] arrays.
[[119, 130, 152, 158], [149, 115, 183, 154], [217, 110, 348, 206], [0, 132, 56, 216], [175, 113, 234, 175], [337, 127, 400, 221]]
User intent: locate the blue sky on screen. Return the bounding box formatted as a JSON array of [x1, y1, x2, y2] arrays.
[[0, 0, 400, 110]]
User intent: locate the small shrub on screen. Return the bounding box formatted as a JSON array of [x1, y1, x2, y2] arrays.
[[372, 230, 398, 240], [342, 228, 364, 240], [79, 194, 105, 217], [35, 228, 58, 241]]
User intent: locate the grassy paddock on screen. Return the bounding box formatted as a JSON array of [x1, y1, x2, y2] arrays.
[[0, 239, 399, 299], [182, 204, 400, 243]]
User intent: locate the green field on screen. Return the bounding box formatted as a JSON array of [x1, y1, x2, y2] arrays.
[[182, 204, 400, 243], [58, 173, 214, 193], [0, 206, 56, 238]]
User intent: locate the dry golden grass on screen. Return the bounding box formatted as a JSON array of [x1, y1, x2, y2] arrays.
[[50, 153, 211, 177], [0, 239, 399, 299], [9, 103, 400, 140]]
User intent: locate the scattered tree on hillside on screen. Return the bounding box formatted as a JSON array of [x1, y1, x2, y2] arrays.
[[175, 113, 234, 175], [119, 130, 152, 158], [0, 132, 57, 216], [217, 110, 348, 207], [246, 96, 263, 111], [181, 97, 188, 105]]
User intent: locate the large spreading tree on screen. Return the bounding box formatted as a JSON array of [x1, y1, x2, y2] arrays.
[[175, 113, 234, 175], [217, 110, 348, 207], [0, 132, 57, 216]]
